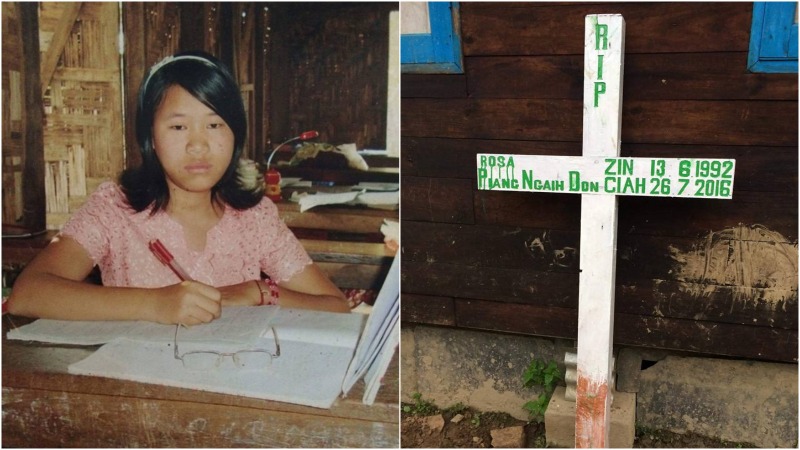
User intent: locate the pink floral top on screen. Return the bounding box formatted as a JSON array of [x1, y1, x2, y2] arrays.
[[60, 182, 312, 288]]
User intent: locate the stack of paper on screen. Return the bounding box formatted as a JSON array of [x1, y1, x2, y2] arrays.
[[341, 255, 400, 404], [8, 307, 366, 408]]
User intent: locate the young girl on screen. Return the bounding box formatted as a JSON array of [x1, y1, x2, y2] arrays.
[[8, 51, 350, 325]]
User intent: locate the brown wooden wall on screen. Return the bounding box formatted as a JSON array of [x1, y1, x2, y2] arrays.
[[400, 2, 798, 362]]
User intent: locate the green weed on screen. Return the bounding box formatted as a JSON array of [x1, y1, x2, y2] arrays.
[[470, 411, 482, 427], [402, 392, 439, 416], [521, 358, 563, 422], [444, 402, 468, 415]]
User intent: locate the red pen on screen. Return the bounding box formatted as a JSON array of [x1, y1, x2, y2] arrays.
[[149, 239, 193, 281]]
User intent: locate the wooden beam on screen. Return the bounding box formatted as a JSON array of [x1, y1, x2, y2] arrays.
[[300, 239, 393, 265], [122, 2, 145, 169], [39, 2, 82, 94], [20, 3, 46, 232], [177, 2, 205, 52]]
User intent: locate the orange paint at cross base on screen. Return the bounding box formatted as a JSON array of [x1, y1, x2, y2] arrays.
[[575, 373, 610, 448]]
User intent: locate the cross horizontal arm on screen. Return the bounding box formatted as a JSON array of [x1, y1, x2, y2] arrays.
[[476, 154, 735, 199]]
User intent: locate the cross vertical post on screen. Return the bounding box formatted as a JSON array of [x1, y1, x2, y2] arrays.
[[575, 15, 625, 448]]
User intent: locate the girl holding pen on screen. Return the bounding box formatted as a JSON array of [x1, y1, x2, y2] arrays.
[[8, 51, 350, 325]]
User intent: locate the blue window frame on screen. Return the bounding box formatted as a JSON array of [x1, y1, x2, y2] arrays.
[[748, 2, 798, 73], [401, 2, 463, 73]]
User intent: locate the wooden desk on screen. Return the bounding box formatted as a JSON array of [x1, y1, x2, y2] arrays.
[[2, 317, 399, 447]]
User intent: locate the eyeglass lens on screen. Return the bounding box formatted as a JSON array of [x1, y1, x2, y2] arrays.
[[175, 324, 280, 371], [180, 350, 274, 371]]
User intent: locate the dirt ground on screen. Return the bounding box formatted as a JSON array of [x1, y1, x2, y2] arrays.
[[400, 405, 758, 448]]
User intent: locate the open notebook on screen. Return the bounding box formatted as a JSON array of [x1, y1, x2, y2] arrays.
[[7, 256, 399, 408]]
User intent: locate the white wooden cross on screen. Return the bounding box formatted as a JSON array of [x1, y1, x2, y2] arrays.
[[475, 15, 735, 448]]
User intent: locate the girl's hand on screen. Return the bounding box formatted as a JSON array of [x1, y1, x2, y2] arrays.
[[155, 281, 222, 325], [218, 281, 260, 307]]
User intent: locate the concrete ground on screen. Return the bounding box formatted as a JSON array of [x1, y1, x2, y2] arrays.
[[636, 355, 798, 448], [401, 324, 798, 448]]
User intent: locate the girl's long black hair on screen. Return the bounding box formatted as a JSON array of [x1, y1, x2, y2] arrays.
[[120, 51, 262, 213]]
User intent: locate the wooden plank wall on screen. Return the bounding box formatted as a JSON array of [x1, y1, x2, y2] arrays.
[[401, 2, 798, 362]]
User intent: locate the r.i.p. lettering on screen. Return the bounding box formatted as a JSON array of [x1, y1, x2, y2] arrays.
[[594, 23, 608, 107]]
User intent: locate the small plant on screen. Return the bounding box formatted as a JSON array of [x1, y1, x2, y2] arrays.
[[521, 358, 563, 422], [402, 392, 438, 416], [470, 411, 482, 427], [444, 402, 468, 415]]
